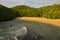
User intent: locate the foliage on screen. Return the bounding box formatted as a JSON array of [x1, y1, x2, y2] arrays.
[[0, 5, 19, 21], [12, 5, 38, 17], [38, 4, 60, 19], [12, 4, 60, 19], [0, 4, 60, 20]]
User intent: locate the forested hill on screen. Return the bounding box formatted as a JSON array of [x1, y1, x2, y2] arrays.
[[12, 5, 38, 17], [0, 4, 60, 21], [12, 4, 60, 19], [38, 4, 60, 19], [0, 5, 18, 21]]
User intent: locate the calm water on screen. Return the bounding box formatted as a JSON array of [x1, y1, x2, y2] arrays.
[[0, 20, 60, 40]]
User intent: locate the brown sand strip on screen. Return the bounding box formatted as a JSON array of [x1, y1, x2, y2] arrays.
[[15, 17, 60, 27]]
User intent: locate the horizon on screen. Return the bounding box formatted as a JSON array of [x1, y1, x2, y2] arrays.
[[0, 3, 60, 8], [0, 0, 60, 8]]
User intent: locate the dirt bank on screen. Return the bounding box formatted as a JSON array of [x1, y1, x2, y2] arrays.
[[15, 17, 60, 27]]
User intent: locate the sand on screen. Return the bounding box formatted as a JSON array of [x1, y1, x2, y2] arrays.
[[15, 17, 60, 27]]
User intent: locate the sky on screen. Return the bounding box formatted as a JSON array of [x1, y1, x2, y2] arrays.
[[0, 0, 60, 8]]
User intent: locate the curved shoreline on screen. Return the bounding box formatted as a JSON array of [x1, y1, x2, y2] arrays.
[[15, 17, 60, 27]]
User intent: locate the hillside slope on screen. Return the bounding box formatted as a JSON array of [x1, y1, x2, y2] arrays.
[[12, 5, 37, 17], [12, 4, 60, 19], [0, 5, 18, 21]]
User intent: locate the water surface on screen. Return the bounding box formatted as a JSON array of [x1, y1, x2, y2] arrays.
[[0, 20, 60, 40]]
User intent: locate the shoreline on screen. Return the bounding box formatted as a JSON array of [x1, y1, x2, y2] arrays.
[[15, 17, 60, 27]]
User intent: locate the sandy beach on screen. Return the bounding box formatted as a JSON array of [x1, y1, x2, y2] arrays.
[[15, 17, 60, 27]]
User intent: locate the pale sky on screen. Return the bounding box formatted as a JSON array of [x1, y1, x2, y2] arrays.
[[0, 0, 60, 8]]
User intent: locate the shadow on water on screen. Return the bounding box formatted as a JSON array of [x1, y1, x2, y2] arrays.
[[0, 20, 60, 40]]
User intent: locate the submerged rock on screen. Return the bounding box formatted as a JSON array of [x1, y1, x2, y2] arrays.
[[22, 32, 44, 40], [0, 25, 27, 40]]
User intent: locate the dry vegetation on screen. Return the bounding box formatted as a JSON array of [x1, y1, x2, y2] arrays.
[[16, 17, 60, 27]]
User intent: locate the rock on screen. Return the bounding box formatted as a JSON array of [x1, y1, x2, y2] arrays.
[[0, 25, 27, 40], [22, 33, 44, 40]]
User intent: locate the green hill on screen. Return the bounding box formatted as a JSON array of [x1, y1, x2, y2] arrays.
[[12, 4, 60, 19], [0, 5, 18, 21], [12, 5, 38, 17], [0, 4, 60, 20], [38, 4, 60, 19]]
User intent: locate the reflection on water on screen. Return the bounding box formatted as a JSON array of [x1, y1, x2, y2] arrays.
[[0, 20, 60, 40]]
